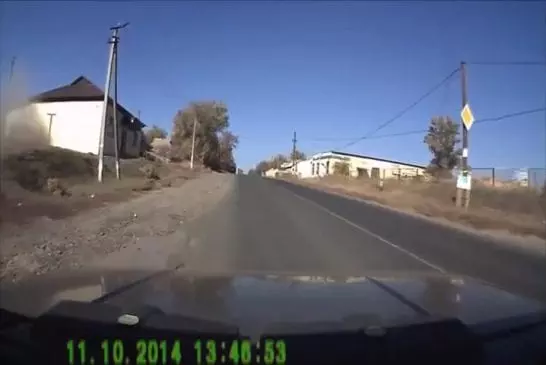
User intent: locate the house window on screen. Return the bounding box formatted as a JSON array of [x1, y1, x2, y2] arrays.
[[316, 163, 320, 175], [311, 163, 315, 175], [326, 160, 330, 175]]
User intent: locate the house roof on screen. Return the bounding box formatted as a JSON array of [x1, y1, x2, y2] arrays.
[[29, 76, 145, 129], [315, 150, 425, 169]]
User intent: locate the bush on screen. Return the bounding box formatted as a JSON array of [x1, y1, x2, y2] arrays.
[[4, 147, 98, 191], [46, 177, 70, 196], [139, 163, 160, 180]]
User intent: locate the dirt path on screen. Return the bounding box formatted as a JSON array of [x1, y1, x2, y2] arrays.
[[0, 173, 234, 283]]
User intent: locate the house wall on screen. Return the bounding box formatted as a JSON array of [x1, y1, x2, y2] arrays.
[[295, 159, 312, 178], [101, 103, 142, 158], [5, 101, 142, 158]]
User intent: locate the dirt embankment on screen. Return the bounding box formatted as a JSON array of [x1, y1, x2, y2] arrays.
[[0, 146, 234, 283], [0, 147, 209, 226], [281, 175, 546, 241], [0, 170, 232, 283]]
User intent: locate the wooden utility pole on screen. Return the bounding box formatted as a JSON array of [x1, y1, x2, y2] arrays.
[[112, 31, 121, 180], [98, 22, 128, 182], [456, 61, 471, 208], [0, 57, 16, 195]]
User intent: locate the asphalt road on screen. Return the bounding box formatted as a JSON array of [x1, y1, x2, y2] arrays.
[[183, 175, 546, 303]]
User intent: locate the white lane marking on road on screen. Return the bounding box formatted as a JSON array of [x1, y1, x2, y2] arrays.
[[289, 190, 447, 274]]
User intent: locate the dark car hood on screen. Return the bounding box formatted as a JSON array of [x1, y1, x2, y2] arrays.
[[1, 269, 545, 336]]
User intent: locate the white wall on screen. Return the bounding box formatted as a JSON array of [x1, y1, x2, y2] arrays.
[[347, 156, 424, 179], [6, 101, 102, 154], [6, 101, 142, 157], [296, 152, 425, 179], [264, 168, 278, 177], [295, 159, 312, 178]]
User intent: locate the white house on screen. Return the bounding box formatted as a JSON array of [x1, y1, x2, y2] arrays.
[[5, 76, 145, 158], [297, 151, 426, 179]]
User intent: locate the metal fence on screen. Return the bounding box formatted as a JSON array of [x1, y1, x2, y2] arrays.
[[452, 167, 545, 191]]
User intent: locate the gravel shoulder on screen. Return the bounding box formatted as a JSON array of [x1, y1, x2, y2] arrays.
[[0, 172, 235, 283]]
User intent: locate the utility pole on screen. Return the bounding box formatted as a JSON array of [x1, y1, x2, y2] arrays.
[[1, 57, 16, 195], [292, 130, 297, 174], [112, 31, 121, 180], [97, 22, 128, 182], [456, 61, 470, 208], [190, 115, 198, 169], [46, 113, 56, 143]]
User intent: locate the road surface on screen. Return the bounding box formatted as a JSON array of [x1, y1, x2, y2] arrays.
[[182, 175, 546, 303]]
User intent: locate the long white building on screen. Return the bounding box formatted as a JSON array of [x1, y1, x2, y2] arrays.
[[292, 151, 426, 179]]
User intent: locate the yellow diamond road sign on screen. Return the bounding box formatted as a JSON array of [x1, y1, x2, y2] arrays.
[[461, 104, 474, 130]]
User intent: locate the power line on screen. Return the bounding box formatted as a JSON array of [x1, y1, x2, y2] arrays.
[[238, 108, 545, 144], [467, 61, 546, 66], [341, 107, 546, 142], [339, 67, 461, 150], [473, 107, 546, 125]]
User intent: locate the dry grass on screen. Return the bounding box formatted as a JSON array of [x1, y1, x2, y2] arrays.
[[284, 175, 545, 239], [0, 147, 208, 226]]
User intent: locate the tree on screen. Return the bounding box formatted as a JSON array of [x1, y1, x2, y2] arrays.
[[270, 154, 288, 169], [424, 116, 461, 178], [215, 130, 238, 172], [170, 101, 238, 171], [144, 125, 167, 143], [290, 149, 306, 161], [143, 125, 168, 153], [255, 160, 271, 175]]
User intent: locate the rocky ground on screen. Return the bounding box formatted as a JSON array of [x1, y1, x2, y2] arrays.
[[0, 172, 234, 283]]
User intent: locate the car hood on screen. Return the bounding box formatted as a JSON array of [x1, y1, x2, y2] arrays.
[[1, 269, 545, 336]]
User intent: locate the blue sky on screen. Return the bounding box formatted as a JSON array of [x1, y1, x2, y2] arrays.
[[1, 1, 545, 170]]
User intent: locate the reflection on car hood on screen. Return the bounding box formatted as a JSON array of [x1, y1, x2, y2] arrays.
[[1, 269, 545, 336]]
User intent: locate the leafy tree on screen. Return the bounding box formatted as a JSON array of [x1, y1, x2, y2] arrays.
[[214, 130, 238, 172], [333, 161, 350, 176], [424, 116, 461, 178], [170, 101, 237, 171], [144, 125, 167, 143], [143, 125, 168, 152], [253, 151, 304, 175]]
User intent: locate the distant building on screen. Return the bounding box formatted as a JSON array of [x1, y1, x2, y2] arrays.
[[294, 151, 425, 179], [264, 168, 279, 177], [513, 169, 529, 187], [5, 76, 145, 158]]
